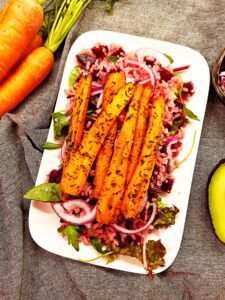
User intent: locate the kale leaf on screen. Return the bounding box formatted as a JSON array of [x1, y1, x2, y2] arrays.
[[106, 240, 166, 270], [153, 205, 179, 229]]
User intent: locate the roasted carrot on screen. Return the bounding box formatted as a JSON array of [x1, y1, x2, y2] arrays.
[[101, 73, 126, 111], [126, 85, 152, 183], [60, 83, 135, 196], [0, 0, 43, 82], [96, 85, 142, 224], [0, 0, 11, 22], [63, 75, 92, 165], [121, 96, 166, 219], [94, 73, 126, 198], [0, 47, 54, 117]]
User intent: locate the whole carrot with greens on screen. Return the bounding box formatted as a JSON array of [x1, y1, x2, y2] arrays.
[[0, 0, 43, 83], [0, 0, 92, 117]]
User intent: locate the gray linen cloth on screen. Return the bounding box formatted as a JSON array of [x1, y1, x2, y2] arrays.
[[1, 1, 225, 299]]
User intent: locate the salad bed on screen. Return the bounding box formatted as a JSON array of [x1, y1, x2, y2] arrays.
[[24, 40, 198, 276]]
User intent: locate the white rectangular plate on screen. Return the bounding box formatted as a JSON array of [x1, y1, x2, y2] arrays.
[[29, 30, 210, 274]]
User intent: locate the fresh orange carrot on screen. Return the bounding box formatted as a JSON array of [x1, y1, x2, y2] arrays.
[[126, 85, 152, 183], [94, 73, 126, 198], [96, 85, 142, 224], [0, 47, 54, 117], [0, 0, 92, 116], [5, 34, 43, 78], [19, 34, 43, 62], [121, 96, 166, 219], [0, 0, 43, 82]]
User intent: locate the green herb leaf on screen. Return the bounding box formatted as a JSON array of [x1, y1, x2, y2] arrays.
[[52, 111, 70, 140], [23, 183, 61, 202], [163, 53, 174, 64], [153, 206, 179, 229], [177, 130, 196, 166], [183, 104, 200, 121], [107, 55, 119, 64], [79, 251, 114, 263], [169, 118, 188, 135], [59, 225, 80, 251], [104, 0, 118, 15], [90, 237, 108, 254], [68, 66, 80, 88], [41, 141, 62, 150]]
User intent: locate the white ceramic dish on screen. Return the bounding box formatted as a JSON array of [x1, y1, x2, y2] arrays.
[[29, 30, 210, 274]]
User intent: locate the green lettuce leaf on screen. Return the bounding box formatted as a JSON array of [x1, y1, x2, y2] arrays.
[[41, 141, 62, 149], [107, 55, 119, 64], [90, 237, 108, 254], [23, 183, 61, 202], [52, 111, 70, 140], [68, 66, 80, 88], [183, 104, 200, 121]]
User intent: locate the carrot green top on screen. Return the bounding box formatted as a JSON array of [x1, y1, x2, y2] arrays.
[[43, 0, 92, 53]]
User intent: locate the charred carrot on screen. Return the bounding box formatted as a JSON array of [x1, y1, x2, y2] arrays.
[[0, 47, 54, 116], [0, 0, 43, 82], [96, 85, 142, 224], [121, 96, 165, 219], [94, 73, 126, 197], [63, 75, 92, 165], [101, 73, 126, 111], [60, 83, 135, 196], [126, 85, 152, 183]]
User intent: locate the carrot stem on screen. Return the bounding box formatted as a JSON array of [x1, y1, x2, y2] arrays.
[[45, 0, 92, 53]]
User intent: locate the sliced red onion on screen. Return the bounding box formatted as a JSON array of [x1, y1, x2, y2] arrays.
[[172, 65, 190, 73], [164, 136, 179, 155], [61, 138, 67, 161], [124, 59, 155, 89], [92, 81, 103, 88], [142, 230, 148, 270], [140, 192, 148, 212], [96, 93, 103, 109], [112, 202, 157, 235], [91, 87, 104, 96], [136, 47, 170, 67], [219, 71, 225, 77], [62, 199, 91, 212], [138, 78, 152, 85], [52, 201, 96, 225]]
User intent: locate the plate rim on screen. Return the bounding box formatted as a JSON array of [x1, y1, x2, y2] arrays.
[[28, 29, 210, 275]]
